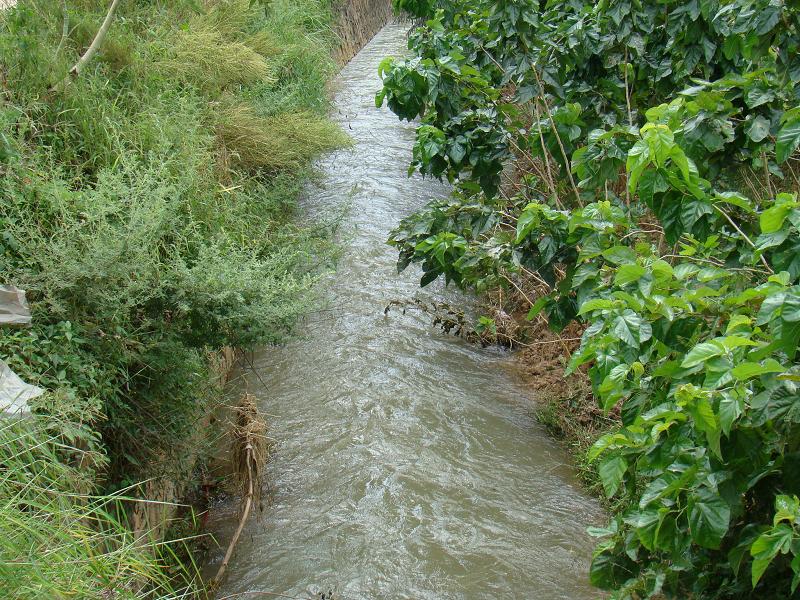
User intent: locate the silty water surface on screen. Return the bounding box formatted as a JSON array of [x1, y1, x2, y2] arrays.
[[206, 23, 602, 600]]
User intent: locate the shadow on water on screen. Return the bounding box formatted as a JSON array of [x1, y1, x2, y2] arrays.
[[205, 23, 604, 600]]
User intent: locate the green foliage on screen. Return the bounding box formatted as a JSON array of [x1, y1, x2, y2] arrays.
[[0, 403, 190, 599], [0, 0, 342, 595], [392, 0, 439, 18], [1, 0, 340, 468], [380, 0, 800, 597]]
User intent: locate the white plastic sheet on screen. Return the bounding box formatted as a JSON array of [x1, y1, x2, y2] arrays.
[[0, 360, 42, 415], [0, 285, 32, 326]]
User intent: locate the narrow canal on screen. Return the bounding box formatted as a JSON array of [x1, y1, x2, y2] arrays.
[[206, 23, 602, 600]]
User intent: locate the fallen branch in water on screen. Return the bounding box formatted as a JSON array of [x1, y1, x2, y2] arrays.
[[210, 393, 268, 589]]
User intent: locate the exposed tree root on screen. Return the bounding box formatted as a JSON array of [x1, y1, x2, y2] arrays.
[[209, 393, 268, 590]]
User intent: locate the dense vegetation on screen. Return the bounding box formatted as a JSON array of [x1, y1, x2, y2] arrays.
[[381, 0, 800, 597], [0, 0, 343, 596], [0, 402, 186, 598]]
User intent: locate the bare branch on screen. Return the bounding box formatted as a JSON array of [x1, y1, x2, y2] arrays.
[[530, 67, 583, 207], [51, 0, 121, 91]]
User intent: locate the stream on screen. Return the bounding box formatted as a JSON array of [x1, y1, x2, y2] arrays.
[[205, 23, 602, 600]]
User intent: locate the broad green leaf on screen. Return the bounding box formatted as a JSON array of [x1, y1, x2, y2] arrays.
[[669, 145, 692, 183], [751, 554, 773, 589], [751, 525, 794, 587], [651, 259, 674, 279], [719, 393, 743, 435], [686, 396, 717, 432], [784, 293, 800, 322], [599, 364, 631, 409], [760, 204, 793, 234], [587, 524, 616, 538], [776, 118, 800, 164], [627, 139, 650, 194], [757, 291, 788, 324], [720, 335, 758, 350], [706, 423, 722, 460], [745, 86, 775, 108], [715, 191, 754, 212], [588, 432, 630, 462], [688, 493, 730, 548], [725, 315, 752, 333], [589, 548, 626, 589], [526, 296, 549, 320], [630, 508, 661, 550], [377, 57, 394, 77], [770, 271, 793, 286], [639, 470, 691, 509], [674, 262, 699, 280], [611, 290, 644, 311], [681, 340, 726, 367], [746, 116, 771, 143], [599, 455, 627, 497], [613, 310, 651, 347], [751, 387, 800, 424], [578, 298, 615, 315], [732, 360, 785, 380], [602, 245, 637, 265], [516, 203, 542, 242], [615, 264, 647, 286], [642, 123, 675, 167], [774, 494, 800, 526]]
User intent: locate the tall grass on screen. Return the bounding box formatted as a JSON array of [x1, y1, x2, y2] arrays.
[[163, 26, 275, 92], [216, 103, 349, 171], [0, 0, 346, 595], [0, 400, 190, 599]]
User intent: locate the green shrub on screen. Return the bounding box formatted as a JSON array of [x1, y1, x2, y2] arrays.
[[168, 241, 320, 348], [0, 0, 343, 594], [380, 0, 800, 597]]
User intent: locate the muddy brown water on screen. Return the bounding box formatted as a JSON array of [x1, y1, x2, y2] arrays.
[[205, 23, 603, 600]]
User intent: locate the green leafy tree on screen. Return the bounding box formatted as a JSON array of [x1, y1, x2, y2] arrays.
[[381, 0, 800, 596]]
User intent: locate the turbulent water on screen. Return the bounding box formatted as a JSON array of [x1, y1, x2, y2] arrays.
[[206, 23, 602, 600]]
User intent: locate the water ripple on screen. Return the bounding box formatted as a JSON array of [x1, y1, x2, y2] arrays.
[[207, 23, 603, 600]]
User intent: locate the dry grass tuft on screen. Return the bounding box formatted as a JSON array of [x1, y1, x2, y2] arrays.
[[215, 102, 350, 171], [200, 0, 251, 38], [158, 0, 278, 92], [163, 25, 274, 92], [245, 29, 283, 58]]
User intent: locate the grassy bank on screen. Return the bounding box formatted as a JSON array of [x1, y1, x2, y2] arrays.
[[0, 0, 345, 596]]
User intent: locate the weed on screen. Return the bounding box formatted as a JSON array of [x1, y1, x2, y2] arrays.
[[215, 102, 349, 171], [0, 403, 190, 599], [0, 0, 344, 594], [163, 26, 275, 92]]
